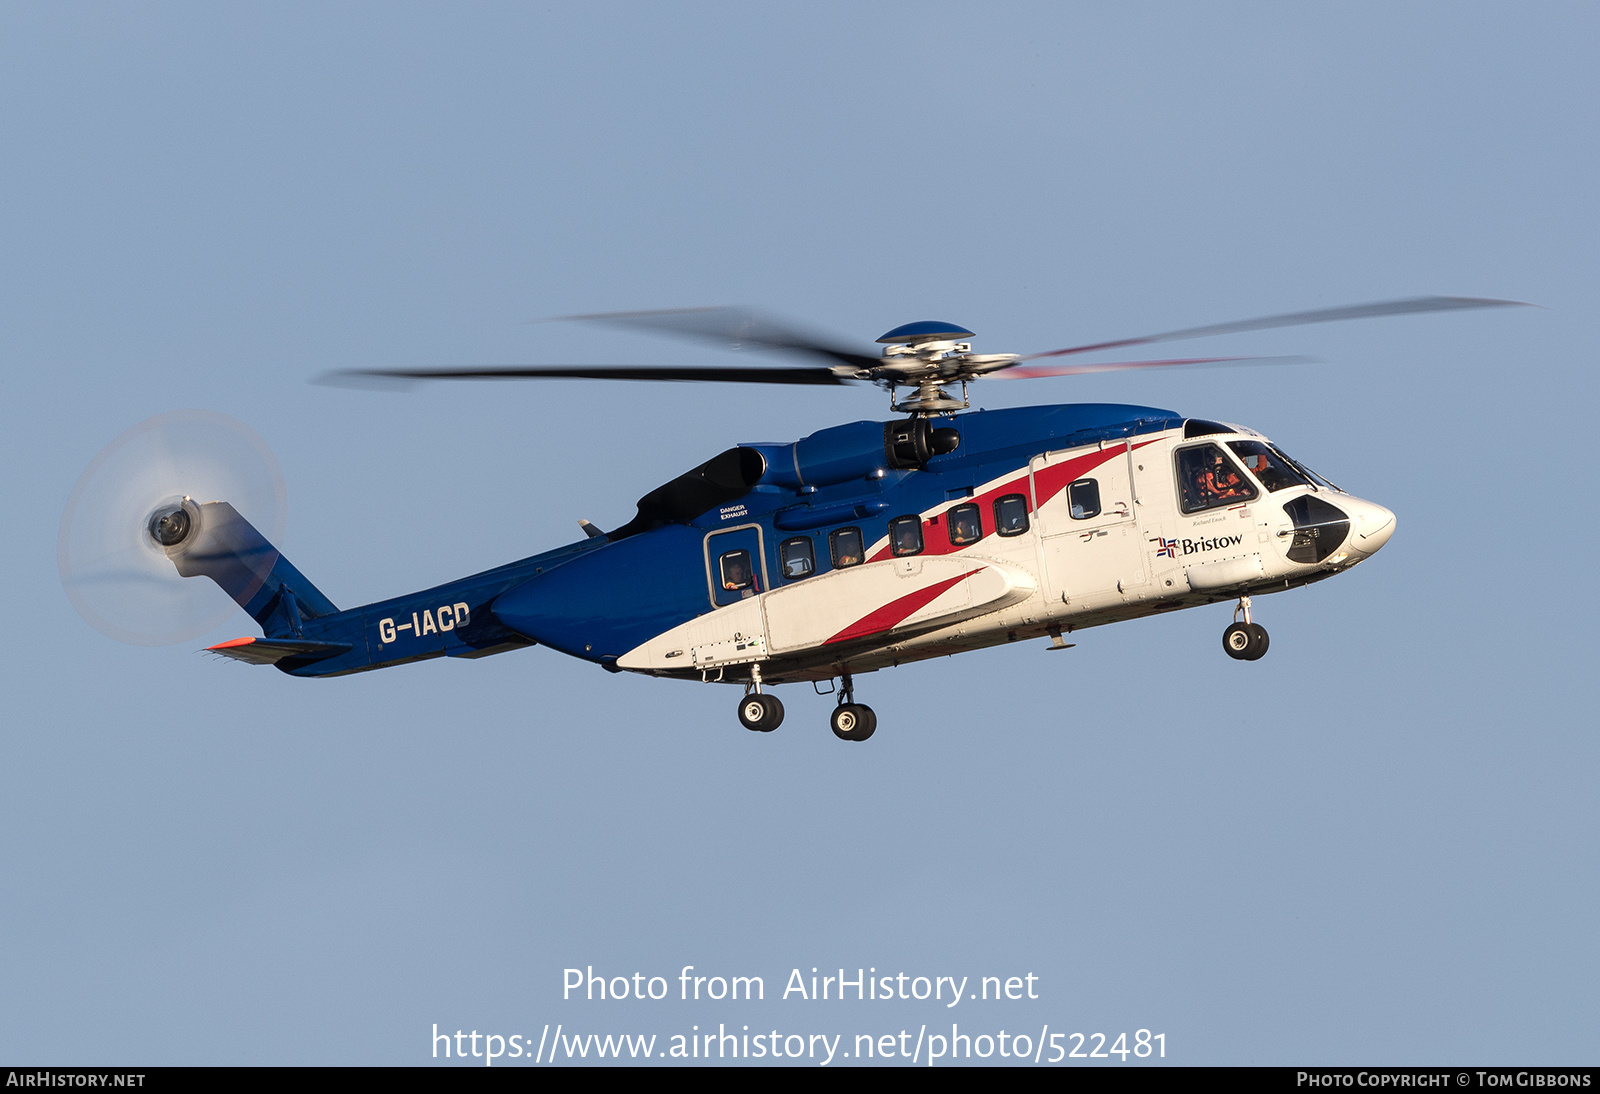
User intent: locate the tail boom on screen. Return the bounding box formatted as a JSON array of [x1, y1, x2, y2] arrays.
[[171, 502, 604, 676]]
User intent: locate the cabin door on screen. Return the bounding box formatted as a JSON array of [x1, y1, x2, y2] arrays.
[[1034, 442, 1149, 607], [704, 524, 769, 609]]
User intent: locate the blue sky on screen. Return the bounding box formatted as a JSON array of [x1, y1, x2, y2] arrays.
[[3, 2, 1595, 1065]]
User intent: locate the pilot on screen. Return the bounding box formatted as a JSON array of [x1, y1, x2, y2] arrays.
[[1200, 453, 1246, 500]]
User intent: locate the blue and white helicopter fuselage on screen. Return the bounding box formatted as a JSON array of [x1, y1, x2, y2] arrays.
[[176, 400, 1393, 738]]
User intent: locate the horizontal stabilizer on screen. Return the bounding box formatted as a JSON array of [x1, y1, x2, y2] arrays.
[[206, 636, 352, 666]]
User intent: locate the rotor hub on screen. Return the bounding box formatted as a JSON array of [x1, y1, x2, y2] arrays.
[[868, 322, 1024, 414], [147, 500, 194, 547]]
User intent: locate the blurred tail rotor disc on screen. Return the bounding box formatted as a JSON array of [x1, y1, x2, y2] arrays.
[[57, 410, 288, 646]]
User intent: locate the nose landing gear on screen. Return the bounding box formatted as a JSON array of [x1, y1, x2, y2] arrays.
[[829, 669, 876, 742], [1223, 596, 1270, 661]]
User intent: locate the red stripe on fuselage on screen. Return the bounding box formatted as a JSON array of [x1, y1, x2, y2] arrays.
[[824, 567, 984, 645], [866, 439, 1158, 562]]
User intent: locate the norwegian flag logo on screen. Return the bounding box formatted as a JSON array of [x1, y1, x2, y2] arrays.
[[1150, 536, 1179, 559]]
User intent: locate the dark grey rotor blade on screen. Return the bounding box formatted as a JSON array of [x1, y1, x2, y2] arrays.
[[320, 364, 857, 386], [550, 306, 883, 371], [1019, 296, 1532, 361]]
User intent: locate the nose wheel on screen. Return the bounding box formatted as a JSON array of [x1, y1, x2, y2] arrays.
[[1223, 597, 1270, 661]]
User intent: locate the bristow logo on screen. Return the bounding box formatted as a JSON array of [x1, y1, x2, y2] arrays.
[[1151, 536, 1179, 559], [1178, 534, 1243, 555]]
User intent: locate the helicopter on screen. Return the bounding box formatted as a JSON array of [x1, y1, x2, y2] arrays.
[[59, 296, 1525, 742]]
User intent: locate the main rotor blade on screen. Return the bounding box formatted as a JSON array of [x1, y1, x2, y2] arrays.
[[322, 364, 857, 387], [992, 355, 1314, 380], [1019, 296, 1530, 361], [551, 306, 883, 371]]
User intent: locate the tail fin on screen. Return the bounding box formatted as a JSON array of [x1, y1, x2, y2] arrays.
[[163, 500, 337, 638]]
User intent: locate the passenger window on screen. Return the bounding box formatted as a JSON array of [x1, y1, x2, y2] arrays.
[[779, 536, 815, 580], [719, 550, 755, 592], [994, 494, 1030, 536], [1227, 440, 1307, 492], [888, 515, 924, 557], [1176, 443, 1259, 514], [1068, 479, 1101, 519], [946, 503, 982, 546], [830, 527, 864, 568]]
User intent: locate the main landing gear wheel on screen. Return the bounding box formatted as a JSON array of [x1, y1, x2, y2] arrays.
[[830, 703, 877, 742], [1244, 622, 1269, 660], [1223, 621, 1270, 660], [738, 693, 784, 732], [1223, 622, 1253, 659]]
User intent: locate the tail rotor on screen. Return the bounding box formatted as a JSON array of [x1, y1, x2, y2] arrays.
[[57, 410, 289, 646]]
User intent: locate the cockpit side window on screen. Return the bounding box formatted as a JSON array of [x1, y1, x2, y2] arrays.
[[1227, 440, 1307, 492], [1176, 443, 1259, 514]]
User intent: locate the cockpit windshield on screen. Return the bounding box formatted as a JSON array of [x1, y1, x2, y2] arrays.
[[1227, 440, 1308, 492], [1267, 444, 1343, 493]]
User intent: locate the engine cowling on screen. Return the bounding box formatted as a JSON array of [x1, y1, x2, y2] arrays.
[[748, 418, 959, 490]]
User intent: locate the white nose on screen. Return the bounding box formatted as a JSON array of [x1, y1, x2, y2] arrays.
[[1348, 499, 1396, 555]]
